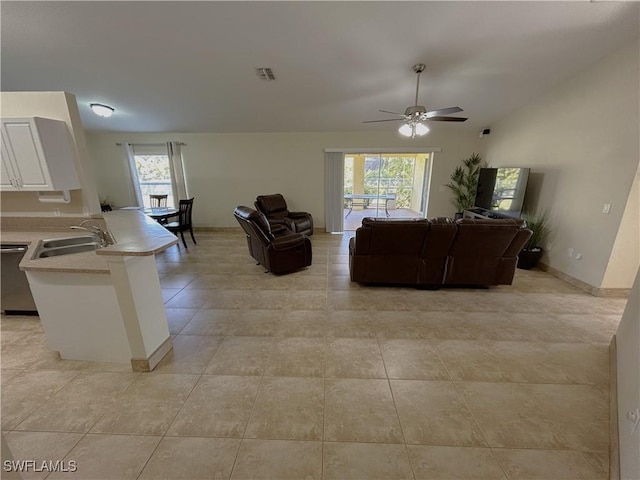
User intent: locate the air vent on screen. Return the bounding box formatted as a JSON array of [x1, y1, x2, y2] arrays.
[[255, 67, 276, 81]]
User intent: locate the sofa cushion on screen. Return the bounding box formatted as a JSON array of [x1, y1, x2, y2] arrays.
[[356, 218, 430, 256]]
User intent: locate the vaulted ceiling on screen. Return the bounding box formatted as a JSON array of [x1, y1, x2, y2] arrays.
[[2, 1, 638, 133]]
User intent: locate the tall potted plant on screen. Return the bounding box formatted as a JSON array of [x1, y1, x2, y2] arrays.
[[518, 210, 550, 269], [445, 153, 486, 218]]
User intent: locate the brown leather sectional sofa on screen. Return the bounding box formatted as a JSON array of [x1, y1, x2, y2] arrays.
[[349, 217, 532, 287]]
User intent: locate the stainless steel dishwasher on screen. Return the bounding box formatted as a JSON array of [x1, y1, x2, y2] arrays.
[[1, 244, 38, 314]]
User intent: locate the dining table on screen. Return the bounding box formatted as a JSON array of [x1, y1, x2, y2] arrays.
[[142, 207, 179, 223]]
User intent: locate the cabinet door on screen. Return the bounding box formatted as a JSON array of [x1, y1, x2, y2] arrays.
[[1, 130, 17, 188], [1, 120, 53, 190]]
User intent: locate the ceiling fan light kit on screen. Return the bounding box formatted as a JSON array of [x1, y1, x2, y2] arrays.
[[363, 63, 468, 138], [398, 121, 429, 138]]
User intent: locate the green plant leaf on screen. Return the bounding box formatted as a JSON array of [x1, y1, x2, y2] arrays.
[[444, 153, 487, 212], [521, 210, 550, 250]]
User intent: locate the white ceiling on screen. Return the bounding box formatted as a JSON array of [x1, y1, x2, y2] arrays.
[[2, 1, 638, 134]]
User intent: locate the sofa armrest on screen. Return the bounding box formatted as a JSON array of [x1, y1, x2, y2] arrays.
[[271, 233, 307, 250], [288, 211, 311, 219], [271, 224, 291, 235]]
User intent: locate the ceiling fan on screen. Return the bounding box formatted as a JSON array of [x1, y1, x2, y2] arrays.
[[363, 63, 468, 138]]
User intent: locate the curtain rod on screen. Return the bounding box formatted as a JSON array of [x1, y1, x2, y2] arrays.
[[115, 142, 187, 146]]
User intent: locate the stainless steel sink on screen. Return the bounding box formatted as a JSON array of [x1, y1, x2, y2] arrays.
[[34, 236, 101, 259], [41, 235, 98, 249], [36, 243, 99, 258]]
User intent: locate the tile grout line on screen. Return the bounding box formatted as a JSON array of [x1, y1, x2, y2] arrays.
[[431, 341, 512, 479], [376, 334, 418, 480]]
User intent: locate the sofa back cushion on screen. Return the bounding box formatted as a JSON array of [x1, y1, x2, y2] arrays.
[[234, 206, 274, 243], [443, 218, 531, 285], [449, 219, 526, 256], [356, 218, 430, 256], [255, 194, 289, 219]]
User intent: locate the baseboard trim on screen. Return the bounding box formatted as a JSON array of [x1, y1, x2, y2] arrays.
[[610, 335, 620, 480], [538, 263, 630, 298], [194, 226, 242, 232], [130, 336, 173, 372], [194, 226, 326, 235]]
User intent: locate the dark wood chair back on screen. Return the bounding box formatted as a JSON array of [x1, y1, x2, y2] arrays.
[[166, 198, 196, 248]]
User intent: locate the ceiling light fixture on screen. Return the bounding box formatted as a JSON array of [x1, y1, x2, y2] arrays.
[[398, 120, 429, 138], [90, 103, 115, 118]]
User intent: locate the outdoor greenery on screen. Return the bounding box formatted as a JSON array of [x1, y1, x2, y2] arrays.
[[521, 209, 550, 251], [445, 153, 486, 212], [363, 156, 416, 208], [134, 155, 171, 182], [134, 154, 174, 207]]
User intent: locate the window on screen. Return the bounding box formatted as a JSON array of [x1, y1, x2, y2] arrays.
[[133, 153, 174, 208], [125, 142, 188, 208]]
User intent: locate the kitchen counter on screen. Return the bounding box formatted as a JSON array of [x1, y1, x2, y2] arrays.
[[1, 210, 178, 273], [3, 210, 178, 371]]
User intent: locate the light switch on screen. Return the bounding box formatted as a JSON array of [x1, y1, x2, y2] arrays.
[[602, 203, 611, 214]]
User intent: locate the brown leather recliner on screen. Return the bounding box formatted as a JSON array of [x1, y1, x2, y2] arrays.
[[349, 217, 532, 287], [234, 206, 312, 274], [255, 194, 314, 236]]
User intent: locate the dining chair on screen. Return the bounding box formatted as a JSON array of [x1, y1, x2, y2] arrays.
[[149, 194, 168, 208], [166, 198, 196, 248]]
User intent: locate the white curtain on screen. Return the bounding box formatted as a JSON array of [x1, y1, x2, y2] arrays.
[[167, 142, 188, 202], [324, 151, 345, 233], [123, 143, 143, 207]]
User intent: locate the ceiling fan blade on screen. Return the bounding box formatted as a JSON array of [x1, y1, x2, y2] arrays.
[[425, 106, 463, 117], [363, 118, 405, 123], [427, 116, 468, 122], [379, 109, 405, 116]]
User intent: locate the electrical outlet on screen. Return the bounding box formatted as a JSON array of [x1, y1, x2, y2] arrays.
[[602, 203, 611, 214], [568, 248, 574, 257]]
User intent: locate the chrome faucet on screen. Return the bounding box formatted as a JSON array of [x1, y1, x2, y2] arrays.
[[70, 220, 112, 247]]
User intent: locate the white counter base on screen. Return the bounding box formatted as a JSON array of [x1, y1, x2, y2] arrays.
[[26, 270, 132, 364], [26, 254, 172, 370]]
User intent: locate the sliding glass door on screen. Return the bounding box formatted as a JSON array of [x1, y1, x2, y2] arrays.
[[343, 152, 432, 230]]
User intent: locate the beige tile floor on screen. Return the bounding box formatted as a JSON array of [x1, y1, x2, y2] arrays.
[[1, 231, 627, 479]]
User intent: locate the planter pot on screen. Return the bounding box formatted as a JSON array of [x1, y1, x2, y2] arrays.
[[517, 247, 543, 270], [454, 212, 464, 220]]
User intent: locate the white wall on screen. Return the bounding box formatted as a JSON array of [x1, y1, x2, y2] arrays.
[[0, 91, 101, 215], [603, 163, 640, 289], [616, 269, 640, 479], [86, 128, 485, 228], [484, 42, 639, 289]]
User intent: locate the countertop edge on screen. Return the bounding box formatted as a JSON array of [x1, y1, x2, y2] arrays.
[[4, 210, 179, 273], [99, 210, 179, 256]]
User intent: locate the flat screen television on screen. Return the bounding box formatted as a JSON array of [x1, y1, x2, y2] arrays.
[[473, 167, 530, 218]]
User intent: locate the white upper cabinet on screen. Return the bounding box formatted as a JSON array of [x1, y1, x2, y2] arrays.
[[1, 117, 81, 191]]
